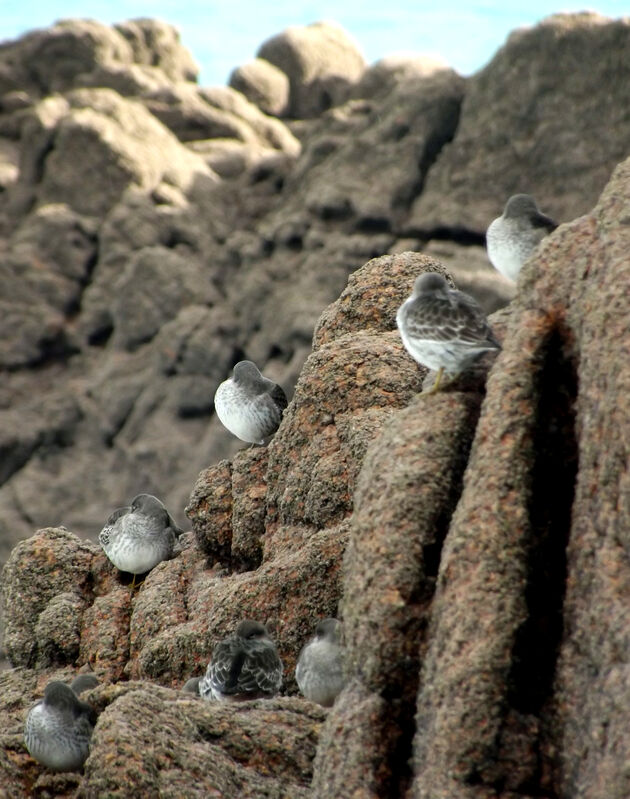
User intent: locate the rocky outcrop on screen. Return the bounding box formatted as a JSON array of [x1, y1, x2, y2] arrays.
[[2, 152, 630, 793], [257, 21, 366, 117], [409, 13, 630, 233], [313, 153, 630, 799], [0, 668, 325, 797], [1, 14, 629, 793], [229, 58, 290, 117]]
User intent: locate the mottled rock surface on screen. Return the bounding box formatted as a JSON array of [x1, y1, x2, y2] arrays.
[[257, 21, 366, 117], [314, 145, 630, 799], [410, 13, 630, 232], [0, 14, 629, 797], [2, 13, 622, 568], [229, 58, 290, 117]]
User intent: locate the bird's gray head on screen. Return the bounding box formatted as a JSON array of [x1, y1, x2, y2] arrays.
[[236, 620, 269, 640], [315, 617, 342, 643], [412, 272, 449, 297], [503, 194, 539, 219], [130, 494, 166, 516], [232, 360, 263, 386], [43, 681, 83, 712]]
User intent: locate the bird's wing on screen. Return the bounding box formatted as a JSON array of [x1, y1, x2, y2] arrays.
[[208, 638, 241, 693], [236, 642, 283, 695], [402, 296, 461, 344], [532, 211, 558, 233], [450, 291, 501, 349], [268, 382, 288, 412], [98, 506, 129, 546]]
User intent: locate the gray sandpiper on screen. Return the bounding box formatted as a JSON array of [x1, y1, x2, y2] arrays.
[[396, 272, 501, 393], [199, 620, 283, 701], [295, 617, 346, 707], [214, 360, 287, 445], [486, 194, 557, 282], [24, 680, 97, 771], [99, 493, 182, 582]]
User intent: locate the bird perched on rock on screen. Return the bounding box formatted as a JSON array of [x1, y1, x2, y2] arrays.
[[486, 194, 557, 281], [199, 620, 283, 701], [214, 360, 287, 445], [296, 618, 346, 707], [396, 272, 501, 393], [24, 680, 97, 771], [99, 493, 182, 583]]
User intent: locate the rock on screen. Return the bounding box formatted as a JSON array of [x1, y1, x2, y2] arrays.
[[0, 18, 197, 99], [409, 13, 630, 232], [22, 88, 216, 217], [258, 21, 366, 117], [1, 152, 630, 795], [110, 246, 216, 350], [114, 18, 199, 83], [352, 53, 451, 99], [81, 686, 323, 797], [141, 83, 301, 157], [270, 67, 465, 237], [1, 528, 98, 667], [229, 58, 290, 117], [313, 151, 630, 799]]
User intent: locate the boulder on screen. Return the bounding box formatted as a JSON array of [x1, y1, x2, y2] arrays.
[[8, 88, 216, 218], [313, 150, 630, 799], [352, 53, 451, 99], [258, 21, 366, 117], [229, 58, 290, 117], [409, 13, 630, 232], [0, 18, 197, 99]]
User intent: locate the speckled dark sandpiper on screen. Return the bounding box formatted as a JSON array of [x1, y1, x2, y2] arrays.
[[99, 493, 182, 581], [24, 681, 97, 771], [396, 272, 501, 393], [486, 194, 557, 281], [199, 620, 283, 702], [295, 618, 346, 707], [214, 360, 287, 445]]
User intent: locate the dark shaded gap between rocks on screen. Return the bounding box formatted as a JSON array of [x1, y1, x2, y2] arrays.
[[510, 324, 577, 798], [495, 325, 577, 798], [384, 393, 486, 799], [392, 99, 462, 217], [397, 223, 486, 247]]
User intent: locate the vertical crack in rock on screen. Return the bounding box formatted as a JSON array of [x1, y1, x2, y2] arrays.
[[504, 325, 578, 797]]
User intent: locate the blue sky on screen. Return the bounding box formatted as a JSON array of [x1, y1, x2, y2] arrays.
[[1, 2, 628, 86]]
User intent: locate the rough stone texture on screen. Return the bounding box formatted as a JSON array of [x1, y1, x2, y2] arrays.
[[351, 53, 451, 100], [0, 669, 324, 798], [258, 21, 366, 118], [314, 149, 630, 799], [1, 16, 630, 795], [229, 58, 290, 117], [410, 13, 630, 232], [3, 14, 616, 567]]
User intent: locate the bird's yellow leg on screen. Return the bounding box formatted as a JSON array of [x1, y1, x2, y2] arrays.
[[419, 366, 445, 396]]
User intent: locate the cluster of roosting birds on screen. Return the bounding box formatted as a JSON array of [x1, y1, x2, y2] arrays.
[[23, 194, 556, 772]]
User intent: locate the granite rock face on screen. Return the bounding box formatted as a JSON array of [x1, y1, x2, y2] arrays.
[[410, 13, 630, 232], [0, 13, 529, 565], [257, 21, 366, 118], [0, 14, 629, 796], [313, 151, 630, 799]]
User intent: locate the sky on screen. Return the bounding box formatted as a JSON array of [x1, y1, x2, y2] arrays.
[[1, 2, 628, 87]]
